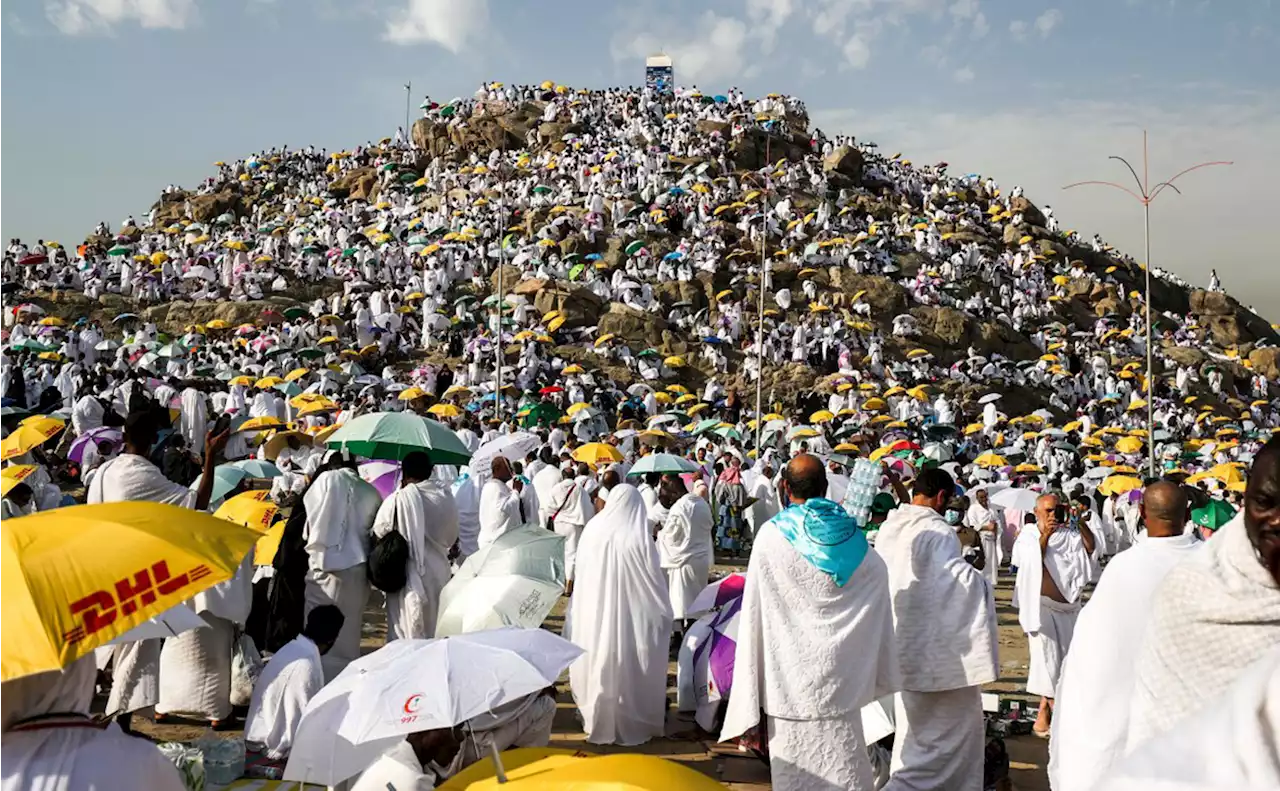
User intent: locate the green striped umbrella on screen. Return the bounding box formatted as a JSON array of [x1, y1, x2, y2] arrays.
[[324, 412, 472, 464]]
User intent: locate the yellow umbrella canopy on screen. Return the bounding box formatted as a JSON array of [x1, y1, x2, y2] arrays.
[[572, 442, 624, 466], [428, 403, 461, 418], [861, 397, 887, 411], [2, 502, 259, 681], [399, 386, 428, 401], [1098, 475, 1143, 496], [1114, 436, 1144, 454], [284, 367, 310, 382], [238, 416, 286, 433], [1, 465, 39, 498], [566, 402, 593, 416], [974, 451, 1008, 468], [562, 364, 585, 375], [1, 417, 66, 461], [438, 749, 730, 790], [810, 410, 836, 424]]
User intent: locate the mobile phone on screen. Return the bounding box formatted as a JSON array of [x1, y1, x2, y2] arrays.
[[212, 414, 232, 435], [1053, 504, 1068, 523]]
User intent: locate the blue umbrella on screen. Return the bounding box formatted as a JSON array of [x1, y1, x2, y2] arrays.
[[701, 336, 723, 344], [190, 466, 251, 504], [230, 459, 282, 478], [627, 453, 700, 476], [713, 94, 728, 103], [668, 187, 687, 195], [664, 251, 684, 260], [584, 253, 602, 261]]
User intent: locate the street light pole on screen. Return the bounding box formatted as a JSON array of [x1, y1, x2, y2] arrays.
[[1063, 131, 1230, 478], [403, 82, 412, 142], [754, 134, 772, 451]]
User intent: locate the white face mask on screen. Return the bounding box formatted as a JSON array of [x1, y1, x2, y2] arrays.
[[945, 509, 962, 525]]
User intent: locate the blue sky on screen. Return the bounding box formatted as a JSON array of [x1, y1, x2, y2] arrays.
[[4, 0, 1279, 315]]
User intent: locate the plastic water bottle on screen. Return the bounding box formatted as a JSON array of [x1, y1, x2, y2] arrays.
[[843, 458, 881, 526]]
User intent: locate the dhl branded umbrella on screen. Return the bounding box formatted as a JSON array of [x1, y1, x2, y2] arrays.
[[215, 491, 283, 565], [2, 502, 260, 681], [572, 443, 624, 466], [1, 417, 66, 461], [427, 403, 461, 418], [1, 465, 39, 497], [974, 451, 1008, 468]]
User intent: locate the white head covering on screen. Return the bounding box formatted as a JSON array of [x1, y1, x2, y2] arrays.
[[1, 656, 97, 731]]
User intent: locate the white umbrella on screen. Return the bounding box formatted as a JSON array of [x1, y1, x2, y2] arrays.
[[921, 442, 952, 462], [978, 393, 1002, 404], [436, 526, 566, 636], [1085, 466, 1114, 480], [183, 264, 217, 281], [282, 669, 403, 785], [989, 487, 1041, 513], [336, 629, 582, 744], [627, 383, 654, 396], [94, 339, 121, 351], [468, 432, 541, 476]]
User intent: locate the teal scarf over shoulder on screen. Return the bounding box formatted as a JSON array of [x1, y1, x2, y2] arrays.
[[771, 497, 869, 587]]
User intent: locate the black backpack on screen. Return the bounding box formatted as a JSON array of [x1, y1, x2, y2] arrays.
[[367, 530, 409, 593]]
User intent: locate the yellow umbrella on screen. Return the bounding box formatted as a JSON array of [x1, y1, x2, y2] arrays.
[[1114, 436, 1144, 454], [861, 397, 887, 411], [1206, 463, 1246, 486], [290, 392, 331, 407], [762, 413, 786, 422], [593, 333, 616, 347], [687, 403, 709, 415], [906, 348, 931, 359], [664, 355, 686, 368], [675, 394, 697, 405], [1099, 475, 1143, 496], [974, 452, 1007, 468], [428, 403, 461, 418], [562, 364, 585, 375], [1, 465, 39, 498], [297, 401, 339, 417], [810, 410, 836, 424], [790, 427, 820, 439], [573, 443, 624, 465], [228, 375, 254, 387], [566, 402, 593, 416], [1, 417, 66, 461], [905, 386, 931, 402], [438, 749, 729, 790], [238, 416, 286, 433], [206, 319, 230, 330], [284, 367, 310, 382], [1015, 463, 1042, 473], [547, 316, 566, 333], [254, 376, 284, 389], [214, 490, 279, 532], [396, 386, 426, 402], [2, 502, 259, 681], [869, 446, 894, 462], [37, 317, 65, 327], [442, 385, 472, 399]]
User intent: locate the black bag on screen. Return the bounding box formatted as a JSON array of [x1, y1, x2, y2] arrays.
[[367, 530, 409, 593]]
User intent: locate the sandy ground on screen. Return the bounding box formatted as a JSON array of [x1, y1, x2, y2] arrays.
[[129, 559, 1049, 790]]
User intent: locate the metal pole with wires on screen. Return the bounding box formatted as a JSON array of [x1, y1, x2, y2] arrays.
[[1063, 131, 1230, 477], [754, 133, 772, 451], [403, 82, 412, 143], [493, 135, 506, 420]]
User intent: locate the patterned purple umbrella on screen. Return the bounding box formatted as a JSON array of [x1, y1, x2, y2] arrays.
[[68, 427, 123, 464], [359, 459, 400, 498]]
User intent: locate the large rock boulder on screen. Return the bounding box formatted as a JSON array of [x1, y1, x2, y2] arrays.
[[1164, 345, 1207, 369], [537, 120, 583, 146], [822, 145, 864, 182], [729, 127, 810, 171], [1189, 289, 1236, 316], [695, 119, 731, 138], [911, 306, 970, 346], [826, 271, 907, 315], [531, 282, 602, 329], [328, 167, 379, 203], [186, 188, 249, 224], [653, 280, 707, 311], [1248, 347, 1280, 382], [1009, 196, 1047, 227], [597, 303, 669, 348], [487, 265, 524, 297], [1205, 314, 1248, 346]]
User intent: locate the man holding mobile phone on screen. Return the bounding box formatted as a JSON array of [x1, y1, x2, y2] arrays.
[[1011, 492, 1095, 738]]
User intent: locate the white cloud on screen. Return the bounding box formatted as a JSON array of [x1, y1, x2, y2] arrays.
[[841, 33, 871, 69], [1009, 18, 1028, 40], [953, 65, 975, 83], [611, 12, 750, 85], [810, 95, 1280, 316], [44, 0, 197, 34], [383, 0, 489, 50], [1034, 8, 1063, 37], [949, 0, 978, 20], [971, 11, 989, 37], [746, 0, 794, 51]]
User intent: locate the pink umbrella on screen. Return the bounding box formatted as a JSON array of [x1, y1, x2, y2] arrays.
[[359, 460, 401, 498]]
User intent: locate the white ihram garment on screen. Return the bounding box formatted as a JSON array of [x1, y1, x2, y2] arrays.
[[1011, 523, 1092, 698], [875, 505, 999, 791], [303, 468, 381, 681], [550, 479, 594, 582], [964, 501, 1001, 586], [1100, 646, 1280, 791], [371, 481, 458, 640], [1, 658, 185, 791], [566, 486, 672, 746], [477, 479, 522, 550], [1048, 532, 1201, 791], [244, 635, 325, 760], [89, 454, 198, 717], [721, 514, 900, 791], [1126, 513, 1280, 749], [658, 494, 715, 619]]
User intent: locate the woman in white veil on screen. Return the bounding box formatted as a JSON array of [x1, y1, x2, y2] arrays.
[[566, 484, 673, 746]]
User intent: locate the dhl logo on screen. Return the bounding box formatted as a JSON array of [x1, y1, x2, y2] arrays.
[[62, 560, 212, 645]]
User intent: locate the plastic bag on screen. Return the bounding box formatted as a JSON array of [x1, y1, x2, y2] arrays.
[[230, 632, 263, 708], [157, 742, 205, 791]]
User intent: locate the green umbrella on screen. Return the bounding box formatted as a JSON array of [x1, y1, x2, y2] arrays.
[[107, 245, 130, 256], [10, 340, 55, 353], [625, 240, 646, 256], [713, 426, 743, 441], [274, 381, 302, 397], [342, 247, 358, 257], [692, 418, 721, 436], [568, 263, 586, 280], [296, 347, 325, 360], [1191, 499, 1237, 530], [626, 453, 700, 476], [283, 307, 307, 320], [532, 185, 553, 194], [438, 104, 456, 118], [399, 172, 419, 183], [381, 162, 398, 172], [325, 412, 473, 464], [518, 403, 562, 428]]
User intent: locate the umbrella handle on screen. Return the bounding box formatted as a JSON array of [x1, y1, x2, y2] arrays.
[[488, 735, 508, 783]]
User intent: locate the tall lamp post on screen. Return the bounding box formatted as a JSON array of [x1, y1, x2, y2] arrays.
[[749, 134, 773, 451], [403, 82, 412, 141], [1063, 131, 1230, 477]]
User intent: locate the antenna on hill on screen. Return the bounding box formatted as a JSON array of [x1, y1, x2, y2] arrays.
[[1063, 130, 1231, 477]]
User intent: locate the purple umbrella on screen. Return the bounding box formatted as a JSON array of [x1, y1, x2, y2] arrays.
[[359, 459, 400, 498], [69, 427, 123, 464]]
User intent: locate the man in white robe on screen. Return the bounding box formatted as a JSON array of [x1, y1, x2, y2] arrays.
[[179, 387, 208, 456], [244, 605, 343, 761], [549, 466, 595, 595], [89, 411, 227, 730], [566, 486, 672, 745], [351, 728, 462, 791], [1049, 481, 1201, 791], [371, 452, 458, 640], [744, 464, 779, 540], [302, 455, 382, 681], [1011, 492, 1095, 736], [1, 657, 185, 791], [477, 456, 523, 550], [876, 468, 998, 791], [658, 484, 715, 623], [965, 487, 1001, 586], [723, 455, 900, 791], [1126, 438, 1280, 748]]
